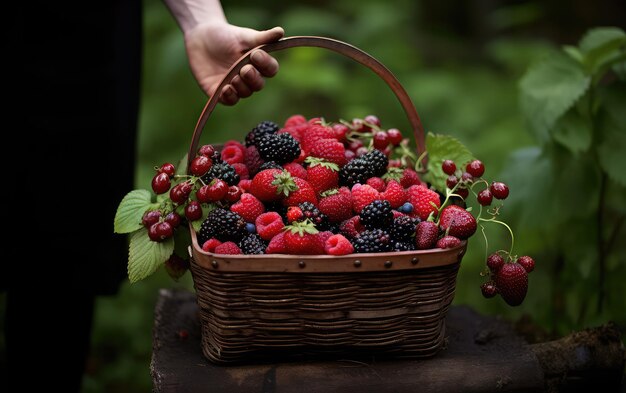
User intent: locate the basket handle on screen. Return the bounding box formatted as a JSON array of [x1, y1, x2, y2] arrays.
[[188, 36, 425, 166]]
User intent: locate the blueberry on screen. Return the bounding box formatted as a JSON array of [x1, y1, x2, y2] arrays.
[[400, 202, 414, 213], [245, 223, 256, 233]]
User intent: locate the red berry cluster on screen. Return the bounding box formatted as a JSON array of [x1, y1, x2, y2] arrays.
[[482, 254, 535, 306]]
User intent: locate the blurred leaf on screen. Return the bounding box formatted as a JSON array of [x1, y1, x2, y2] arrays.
[[128, 229, 174, 283], [424, 133, 474, 192], [561, 218, 597, 279], [550, 109, 592, 154], [114, 190, 154, 234], [596, 84, 626, 186], [614, 60, 626, 80], [520, 53, 590, 143], [580, 27, 626, 53], [489, 3, 543, 30]]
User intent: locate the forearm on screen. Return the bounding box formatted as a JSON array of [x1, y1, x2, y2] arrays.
[[163, 0, 226, 34]]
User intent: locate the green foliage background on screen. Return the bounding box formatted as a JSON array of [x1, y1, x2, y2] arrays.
[[8, 0, 621, 391]]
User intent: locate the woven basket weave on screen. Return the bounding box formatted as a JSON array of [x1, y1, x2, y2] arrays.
[[187, 36, 466, 364]]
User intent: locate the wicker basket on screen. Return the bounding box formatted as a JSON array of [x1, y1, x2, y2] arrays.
[[187, 36, 467, 364]]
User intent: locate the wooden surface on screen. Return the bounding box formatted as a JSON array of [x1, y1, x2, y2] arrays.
[[151, 289, 544, 393]]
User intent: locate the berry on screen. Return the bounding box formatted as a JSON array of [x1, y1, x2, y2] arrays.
[[353, 229, 391, 253], [456, 187, 469, 200], [214, 241, 242, 255], [366, 177, 386, 192], [259, 161, 283, 171], [283, 221, 324, 255], [400, 168, 421, 188], [257, 133, 301, 164], [286, 206, 304, 223], [406, 185, 441, 221], [364, 114, 381, 128], [495, 263, 528, 306], [301, 125, 335, 152], [490, 182, 509, 200], [362, 150, 388, 177], [389, 215, 417, 242], [415, 221, 438, 250], [373, 131, 389, 150], [250, 169, 296, 202], [344, 150, 356, 161], [477, 189, 493, 206], [487, 253, 505, 272], [202, 162, 239, 186], [198, 144, 215, 158], [230, 193, 265, 223], [142, 210, 161, 229], [446, 175, 458, 189], [352, 118, 367, 132], [201, 238, 222, 253], [442, 160, 456, 176], [221, 145, 245, 165], [348, 140, 364, 152], [481, 281, 498, 298], [238, 234, 267, 254], [231, 163, 249, 180], [169, 182, 192, 204], [382, 180, 407, 209], [185, 201, 202, 221], [466, 160, 485, 178], [152, 172, 171, 194], [238, 179, 252, 192], [318, 230, 334, 245], [164, 212, 181, 229], [266, 232, 287, 254], [298, 202, 329, 229], [255, 211, 285, 241], [190, 155, 213, 176], [244, 146, 263, 176], [165, 254, 189, 280], [197, 179, 228, 203], [436, 235, 461, 249], [224, 185, 242, 202], [360, 200, 393, 229], [393, 241, 416, 251], [517, 256, 535, 273], [305, 158, 339, 194], [325, 234, 354, 255], [151, 222, 173, 242], [283, 178, 318, 207], [283, 162, 308, 179], [159, 163, 175, 177], [318, 187, 353, 223], [197, 208, 246, 244], [461, 172, 473, 184], [399, 202, 414, 214], [245, 120, 279, 147], [356, 147, 370, 158], [309, 138, 347, 166], [285, 114, 307, 127], [351, 184, 381, 213], [332, 123, 350, 142], [339, 158, 374, 188], [387, 128, 403, 146], [438, 205, 477, 239], [245, 223, 256, 233], [339, 216, 365, 239]]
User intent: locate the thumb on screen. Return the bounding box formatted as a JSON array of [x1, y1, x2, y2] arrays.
[[242, 26, 285, 48]]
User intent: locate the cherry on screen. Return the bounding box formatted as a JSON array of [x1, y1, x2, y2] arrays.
[[224, 185, 242, 203], [185, 201, 202, 221], [373, 131, 389, 150], [348, 140, 364, 152], [490, 182, 509, 199], [196, 185, 211, 203], [442, 160, 456, 176], [352, 118, 366, 132], [387, 128, 403, 146], [456, 187, 469, 199], [446, 175, 458, 189], [332, 124, 349, 142], [159, 163, 176, 178], [481, 281, 498, 298], [461, 172, 474, 184], [487, 253, 504, 272], [149, 222, 173, 242], [164, 212, 181, 229], [364, 115, 381, 128], [142, 210, 161, 228], [517, 256, 535, 273], [170, 182, 192, 204], [190, 156, 212, 176], [344, 150, 356, 161], [355, 147, 368, 157], [477, 189, 493, 206], [152, 172, 171, 195], [466, 160, 485, 178], [198, 144, 215, 158], [198, 179, 228, 202]]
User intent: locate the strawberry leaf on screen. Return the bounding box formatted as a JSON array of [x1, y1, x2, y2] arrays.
[[128, 229, 174, 283], [550, 109, 592, 154], [424, 133, 474, 193], [114, 190, 156, 234], [382, 167, 403, 182]]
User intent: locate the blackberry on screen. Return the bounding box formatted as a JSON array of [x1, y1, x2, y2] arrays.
[[202, 162, 239, 186], [352, 229, 391, 253], [265, 202, 289, 224], [392, 241, 416, 251], [339, 158, 375, 187], [245, 121, 279, 147], [359, 200, 393, 229], [389, 215, 418, 242], [299, 202, 330, 230], [257, 133, 301, 164], [239, 234, 267, 254], [197, 208, 245, 244], [259, 161, 283, 171], [362, 150, 388, 177]]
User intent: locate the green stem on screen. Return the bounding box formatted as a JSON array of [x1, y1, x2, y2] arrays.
[[478, 217, 516, 259], [596, 172, 607, 313]]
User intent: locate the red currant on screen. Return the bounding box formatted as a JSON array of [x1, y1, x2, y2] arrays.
[[152, 172, 171, 195], [481, 281, 498, 298], [332, 124, 349, 142], [461, 172, 474, 183], [364, 115, 381, 128], [185, 201, 202, 221], [456, 187, 469, 199], [466, 160, 485, 178], [373, 131, 389, 150], [190, 156, 212, 176], [442, 160, 456, 176], [517, 256, 535, 273], [490, 182, 509, 199], [170, 182, 192, 204], [164, 212, 181, 228], [446, 175, 458, 189], [224, 185, 242, 203], [142, 210, 161, 228], [487, 253, 504, 272], [149, 222, 173, 242], [159, 163, 176, 177], [386, 128, 403, 146], [477, 189, 493, 206], [198, 144, 215, 158]]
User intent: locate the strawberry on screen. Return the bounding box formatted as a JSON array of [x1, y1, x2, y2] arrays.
[[283, 178, 318, 207], [415, 221, 438, 249], [436, 235, 461, 249], [301, 124, 335, 152], [250, 169, 297, 202], [517, 256, 535, 273], [230, 193, 265, 223], [201, 238, 222, 253], [438, 205, 477, 239], [400, 168, 421, 188], [487, 253, 505, 272], [325, 234, 354, 255], [285, 114, 307, 127], [286, 206, 304, 223], [406, 185, 440, 221], [255, 212, 285, 241], [244, 146, 263, 176], [283, 221, 324, 254], [266, 232, 287, 254], [305, 157, 339, 195], [366, 177, 386, 192], [382, 180, 407, 209], [221, 144, 245, 164], [339, 216, 364, 239], [319, 187, 353, 223], [351, 184, 381, 213], [495, 262, 528, 306], [214, 241, 242, 255], [283, 162, 307, 179], [309, 138, 347, 166], [231, 163, 249, 180]]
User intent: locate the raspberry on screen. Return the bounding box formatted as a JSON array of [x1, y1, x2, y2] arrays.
[[230, 193, 265, 223], [406, 185, 441, 221], [231, 163, 249, 180], [400, 168, 421, 188], [202, 238, 222, 253], [325, 234, 354, 255], [351, 184, 381, 213], [366, 177, 386, 192], [283, 162, 307, 179], [221, 145, 245, 164], [255, 212, 285, 241], [310, 138, 347, 166], [339, 216, 364, 239], [285, 114, 307, 127], [382, 180, 407, 209], [286, 206, 303, 223], [214, 241, 242, 255]]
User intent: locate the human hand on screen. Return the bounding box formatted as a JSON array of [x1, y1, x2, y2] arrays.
[[184, 23, 284, 105]]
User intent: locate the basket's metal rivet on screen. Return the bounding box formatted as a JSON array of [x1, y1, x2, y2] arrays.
[[211, 260, 218, 268], [411, 257, 419, 265], [354, 260, 362, 267], [298, 261, 306, 268], [385, 260, 393, 268]]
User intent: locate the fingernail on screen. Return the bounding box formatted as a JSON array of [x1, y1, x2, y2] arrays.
[[251, 50, 264, 63]]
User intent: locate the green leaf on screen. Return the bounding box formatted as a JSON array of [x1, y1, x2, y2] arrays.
[[614, 60, 626, 80], [128, 229, 174, 283], [520, 52, 591, 142], [176, 153, 189, 176], [424, 133, 474, 193], [550, 109, 592, 153], [597, 85, 626, 186], [114, 190, 153, 234], [191, 203, 216, 232], [579, 27, 626, 53]]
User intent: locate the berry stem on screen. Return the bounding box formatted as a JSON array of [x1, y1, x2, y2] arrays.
[[479, 223, 489, 263], [478, 217, 515, 260], [414, 150, 428, 173]]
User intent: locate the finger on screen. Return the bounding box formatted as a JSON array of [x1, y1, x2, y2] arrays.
[[240, 65, 265, 92], [250, 50, 280, 78], [230, 75, 253, 99], [219, 85, 239, 106], [242, 26, 285, 48]]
